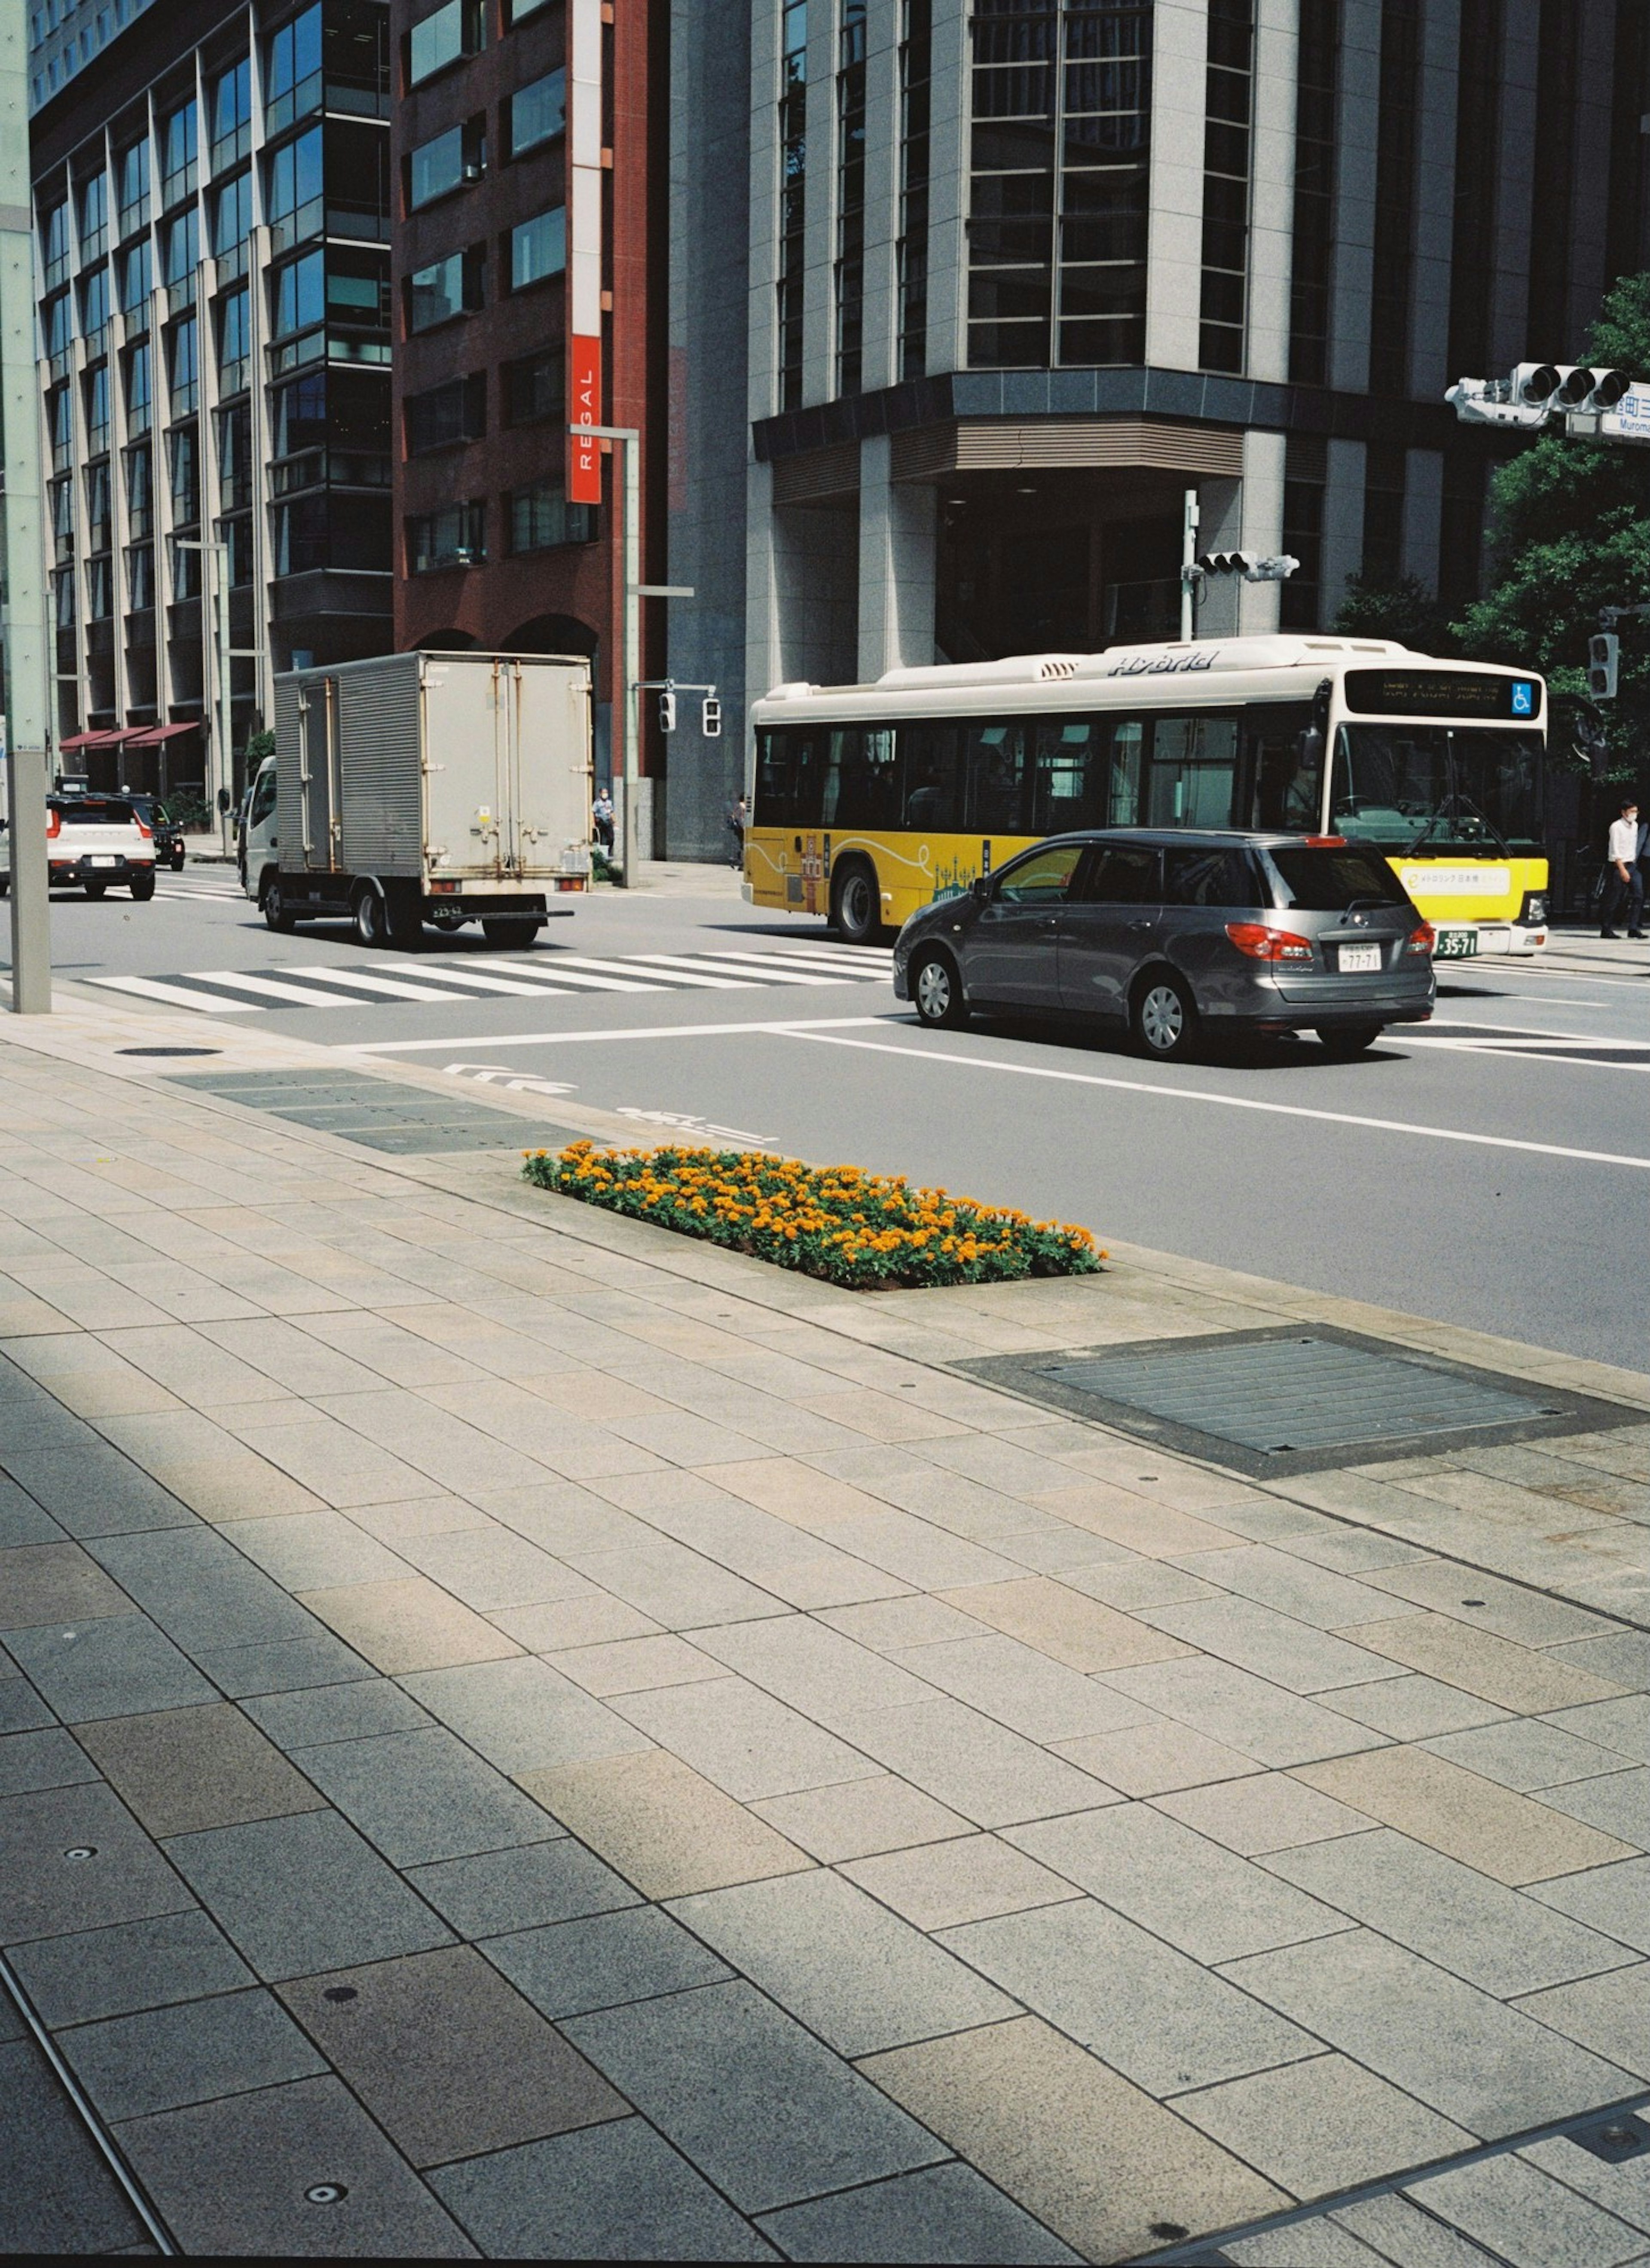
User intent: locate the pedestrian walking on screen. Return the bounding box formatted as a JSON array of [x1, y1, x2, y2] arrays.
[[592, 787, 614, 855], [1601, 796, 1645, 937], [726, 795, 747, 870]]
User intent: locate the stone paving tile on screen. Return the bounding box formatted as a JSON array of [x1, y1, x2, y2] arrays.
[[0, 1445, 197, 1537], [1174, 2051, 1474, 2198], [565, 1538, 791, 1630], [0, 1486, 67, 1548], [1405, 2150, 1646, 2268], [888, 1632, 1160, 1743], [1526, 1856, 1650, 1953], [1266, 1827, 1636, 1995], [291, 1726, 561, 1866], [1548, 1633, 1650, 1689], [0, 1780, 192, 1943], [842, 1833, 1083, 1931], [667, 1869, 1015, 2055], [612, 1673, 874, 1801], [397, 1655, 655, 1774], [1169, 1542, 1416, 1632], [492, 1592, 664, 1652], [755, 2159, 1082, 2263], [294, 1575, 524, 1673], [0, 1541, 137, 1629], [1346, 1615, 1628, 1714], [938, 1897, 1320, 2096], [1363, 1561, 1618, 1646], [1097, 1657, 1385, 1767], [394, 1525, 595, 1612], [1318, 1673, 1513, 1740], [406, 1838, 639, 1937], [1544, 1697, 1650, 1766], [7, 1907, 254, 2025], [114, 2073, 477, 2255], [563, 1981, 947, 2214], [59, 1986, 326, 2121], [1292, 1746, 1638, 1885], [1048, 1716, 1257, 1797], [1220, 1928, 1635, 2135], [1331, 2190, 1526, 2267], [242, 1676, 434, 1749], [1225, 2215, 1399, 2265], [1512, 1963, 1650, 2079], [0, 1725, 98, 1797], [1421, 1718, 1633, 1793], [817, 1596, 994, 1652], [0, 2032, 148, 2253], [0, 1675, 54, 1734], [428, 2118, 776, 2261], [859, 2014, 1287, 2264], [751, 1775, 973, 1862], [1153, 1771, 1374, 1856], [1537, 1766, 1650, 1850], [82, 1524, 324, 1652], [932, 1575, 1190, 1672], [162, 1807, 454, 1979], [225, 1508, 415, 1591], [832, 1696, 1120, 1828], [545, 1633, 728, 1696], [1057, 1554, 1225, 1612], [3, 1616, 217, 1722], [1141, 1594, 1409, 1696], [193, 1628, 377, 1697], [690, 1612, 935, 1728], [1008, 1801, 1353, 1964], [73, 1701, 327, 1837], [277, 1944, 626, 2168], [994, 1482, 1246, 1561], [1519, 2133, 1650, 2238], [520, 1748, 814, 1897], [483, 1905, 733, 2019]]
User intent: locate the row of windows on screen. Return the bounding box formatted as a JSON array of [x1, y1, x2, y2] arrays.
[[404, 349, 563, 452], [406, 0, 552, 88], [404, 482, 593, 573], [406, 69, 563, 211]]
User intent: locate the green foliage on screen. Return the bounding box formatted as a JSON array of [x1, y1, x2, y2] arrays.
[[1332, 573, 1459, 655], [1451, 272, 1650, 765], [243, 729, 275, 765], [166, 790, 212, 831]]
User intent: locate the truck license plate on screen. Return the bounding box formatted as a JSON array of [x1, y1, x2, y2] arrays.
[[1434, 928, 1478, 958], [1338, 943, 1381, 973]]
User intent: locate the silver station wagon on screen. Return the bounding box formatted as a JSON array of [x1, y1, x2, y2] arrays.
[[892, 830, 1436, 1061]]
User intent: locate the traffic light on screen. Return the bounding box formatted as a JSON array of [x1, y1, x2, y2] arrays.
[[658, 690, 677, 734], [1589, 632, 1620, 700], [1509, 363, 1629, 412], [700, 697, 721, 738], [1196, 552, 1301, 583]]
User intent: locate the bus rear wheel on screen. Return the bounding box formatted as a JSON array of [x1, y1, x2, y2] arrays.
[[830, 860, 881, 945]]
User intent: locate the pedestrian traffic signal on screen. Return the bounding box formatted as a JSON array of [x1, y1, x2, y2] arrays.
[[658, 691, 677, 734], [1589, 633, 1620, 700], [701, 697, 721, 738]]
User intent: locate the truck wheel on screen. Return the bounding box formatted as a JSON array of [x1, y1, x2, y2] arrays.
[[353, 888, 388, 948], [482, 918, 543, 949], [130, 873, 156, 903], [263, 875, 296, 933]]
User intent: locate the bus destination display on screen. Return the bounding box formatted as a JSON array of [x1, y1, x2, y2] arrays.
[[1343, 670, 1541, 722]]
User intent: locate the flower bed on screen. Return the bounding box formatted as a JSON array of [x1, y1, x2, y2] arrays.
[[522, 1141, 1104, 1291]]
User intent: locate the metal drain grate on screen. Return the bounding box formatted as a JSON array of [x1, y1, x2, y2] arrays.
[[166, 1069, 581, 1155], [956, 1325, 1646, 1477]]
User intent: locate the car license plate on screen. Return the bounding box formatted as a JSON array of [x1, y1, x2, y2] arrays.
[[1434, 927, 1478, 958], [89, 854, 118, 866], [1338, 942, 1382, 973]]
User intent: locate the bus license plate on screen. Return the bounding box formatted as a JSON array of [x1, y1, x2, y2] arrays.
[[1338, 943, 1382, 973], [1434, 928, 1478, 958]]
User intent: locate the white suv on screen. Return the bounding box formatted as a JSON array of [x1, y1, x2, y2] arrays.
[[0, 795, 158, 900]]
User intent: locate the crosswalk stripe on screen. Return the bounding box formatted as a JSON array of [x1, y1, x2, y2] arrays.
[[185, 968, 370, 1007], [531, 954, 727, 991], [611, 956, 759, 989], [89, 974, 259, 1013], [703, 949, 888, 980], [688, 953, 846, 986], [371, 962, 574, 998], [284, 963, 571, 1004]]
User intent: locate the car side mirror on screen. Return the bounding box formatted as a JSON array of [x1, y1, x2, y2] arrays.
[[970, 875, 991, 903]]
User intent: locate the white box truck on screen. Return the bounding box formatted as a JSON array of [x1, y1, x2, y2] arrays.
[[247, 650, 592, 948]]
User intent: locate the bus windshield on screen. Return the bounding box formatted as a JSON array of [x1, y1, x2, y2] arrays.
[[1329, 724, 1543, 854]]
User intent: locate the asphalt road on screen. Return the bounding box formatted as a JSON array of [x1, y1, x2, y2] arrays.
[[21, 863, 1648, 1369]]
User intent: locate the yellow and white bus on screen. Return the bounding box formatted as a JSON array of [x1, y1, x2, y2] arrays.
[[745, 636, 1549, 958]]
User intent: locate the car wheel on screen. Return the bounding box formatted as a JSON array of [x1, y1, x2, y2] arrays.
[[85, 881, 107, 899], [830, 861, 881, 946], [130, 873, 156, 903], [1318, 1023, 1382, 1059], [263, 876, 296, 934], [911, 947, 970, 1030], [353, 887, 388, 948], [171, 847, 185, 870], [1131, 971, 1198, 1061], [482, 917, 543, 949]]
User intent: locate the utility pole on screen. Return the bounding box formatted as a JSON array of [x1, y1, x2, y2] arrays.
[[1179, 490, 1200, 641], [174, 537, 232, 853], [1, 0, 52, 1013]]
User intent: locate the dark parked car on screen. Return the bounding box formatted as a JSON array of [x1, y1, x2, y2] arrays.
[[129, 796, 186, 870], [892, 830, 1436, 1061]]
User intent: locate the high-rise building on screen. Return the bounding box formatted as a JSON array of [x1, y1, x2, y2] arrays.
[[663, 0, 1650, 858], [30, 0, 394, 809]]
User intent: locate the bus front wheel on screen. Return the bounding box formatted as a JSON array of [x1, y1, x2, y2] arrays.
[[830, 860, 882, 945]]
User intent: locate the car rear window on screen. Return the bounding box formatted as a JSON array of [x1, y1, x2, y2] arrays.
[[1267, 846, 1409, 910], [52, 799, 135, 824], [1162, 846, 1265, 908]]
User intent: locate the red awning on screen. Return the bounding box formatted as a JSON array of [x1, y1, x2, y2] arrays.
[[121, 723, 199, 750], [58, 727, 131, 753]]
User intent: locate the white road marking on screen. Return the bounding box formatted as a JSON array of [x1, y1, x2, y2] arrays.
[[182, 968, 371, 1007], [538, 954, 731, 990], [679, 954, 846, 986], [624, 956, 763, 989], [87, 974, 258, 1013], [355, 1014, 890, 1054], [284, 963, 572, 1003], [370, 962, 574, 998]]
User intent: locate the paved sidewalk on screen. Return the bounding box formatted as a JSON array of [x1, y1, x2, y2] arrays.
[[0, 1001, 1648, 2262]]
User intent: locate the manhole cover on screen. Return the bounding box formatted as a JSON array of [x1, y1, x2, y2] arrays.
[[956, 1326, 1647, 1477]]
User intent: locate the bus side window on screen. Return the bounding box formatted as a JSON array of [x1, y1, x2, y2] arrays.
[[1245, 702, 1319, 830], [1106, 718, 1144, 825], [900, 722, 963, 830], [964, 717, 1034, 833], [1147, 713, 1239, 828], [1033, 718, 1100, 832]]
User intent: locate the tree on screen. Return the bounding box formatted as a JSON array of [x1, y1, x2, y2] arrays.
[[1332, 571, 1458, 654], [1451, 272, 1650, 771]]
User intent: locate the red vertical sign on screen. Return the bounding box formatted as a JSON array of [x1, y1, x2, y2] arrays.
[[568, 334, 603, 504]]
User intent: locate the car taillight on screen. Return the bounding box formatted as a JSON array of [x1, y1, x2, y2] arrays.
[[46, 808, 61, 838], [1404, 923, 1436, 956], [1225, 922, 1314, 963], [1304, 835, 1347, 848]]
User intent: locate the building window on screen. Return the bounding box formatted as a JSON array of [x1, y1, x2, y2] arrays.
[[217, 288, 251, 390], [409, 118, 486, 209], [406, 500, 485, 571], [967, 0, 1054, 366], [48, 384, 73, 470], [84, 362, 111, 451], [160, 100, 197, 205], [125, 441, 153, 537], [43, 290, 73, 360], [508, 204, 566, 288], [79, 263, 111, 345], [211, 58, 252, 170], [50, 476, 75, 557], [506, 0, 549, 21], [123, 339, 152, 435], [41, 199, 70, 287], [407, 246, 484, 331], [266, 3, 322, 136], [1289, 0, 1338, 385], [1058, 0, 1151, 366], [503, 347, 562, 423], [119, 241, 152, 317], [77, 170, 108, 262], [776, 0, 807, 409], [836, 0, 867, 395], [1369, 0, 1420, 394], [162, 209, 199, 296], [1280, 435, 1326, 629], [1361, 442, 1404, 583], [86, 459, 113, 550], [898, 0, 932, 380], [168, 424, 200, 525], [508, 480, 593, 553], [126, 542, 155, 610], [217, 401, 254, 509], [506, 67, 565, 157], [273, 492, 391, 575], [212, 171, 254, 266], [54, 566, 77, 631], [266, 126, 324, 244], [409, 0, 484, 87], [116, 139, 150, 236], [1447, 0, 1502, 382], [1200, 0, 1253, 373], [87, 555, 114, 620], [166, 316, 198, 413], [404, 373, 486, 454]]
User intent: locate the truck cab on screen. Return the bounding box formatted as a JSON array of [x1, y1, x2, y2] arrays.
[[242, 755, 279, 915]]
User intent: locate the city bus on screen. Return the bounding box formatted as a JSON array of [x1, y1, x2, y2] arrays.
[[745, 636, 1549, 957]]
